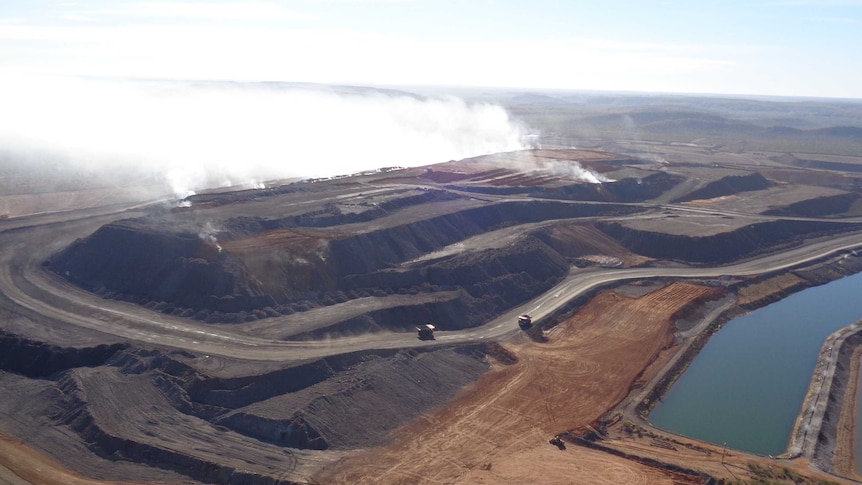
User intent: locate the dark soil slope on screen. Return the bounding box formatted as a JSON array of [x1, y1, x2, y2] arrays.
[[46, 199, 637, 326], [598, 219, 862, 264], [763, 192, 862, 217], [0, 330, 128, 378], [672, 173, 772, 203], [0, 333, 501, 484], [46, 220, 275, 312], [448, 172, 684, 202]]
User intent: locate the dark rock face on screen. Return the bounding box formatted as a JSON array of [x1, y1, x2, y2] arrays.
[[46, 200, 634, 327], [53, 370, 302, 485], [597, 219, 862, 264], [0, 336, 495, 485], [46, 222, 272, 312], [296, 236, 571, 337], [550, 172, 684, 203], [0, 330, 127, 378], [327, 200, 637, 276], [763, 192, 862, 217], [37, 344, 495, 483], [45, 163, 860, 335], [449, 172, 685, 202], [222, 189, 463, 235], [206, 347, 492, 450], [672, 173, 772, 203]]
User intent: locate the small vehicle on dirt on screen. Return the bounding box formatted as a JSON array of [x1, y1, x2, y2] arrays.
[[417, 323, 436, 340], [549, 435, 565, 450]]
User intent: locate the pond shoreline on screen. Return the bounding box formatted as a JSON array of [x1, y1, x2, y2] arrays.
[[638, 250, 862, 478]]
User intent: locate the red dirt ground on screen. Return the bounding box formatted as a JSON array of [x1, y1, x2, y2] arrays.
[[324, 283, 720, 484]]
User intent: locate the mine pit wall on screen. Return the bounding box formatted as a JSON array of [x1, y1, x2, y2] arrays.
[[671, 172, 772, 204], [599, 219, 862, 265], [46, 200, 640, 321], [327, 200, 640, 276], [1, 342, 499, 484], [333, 236, 571, 334], [110, 344, 499, 451], [0, 331, 128, 378], [44, 200, 628, 330], [53, 373, 300, 485], [445, 171, 686, 202], [232, 188, 464, 232], [764, 192, 862, 218]]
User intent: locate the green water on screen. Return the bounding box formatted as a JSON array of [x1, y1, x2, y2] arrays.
[[651, 271, 862, 456]]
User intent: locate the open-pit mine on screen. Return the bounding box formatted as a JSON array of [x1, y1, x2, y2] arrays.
[[5, 140, 862, 484]]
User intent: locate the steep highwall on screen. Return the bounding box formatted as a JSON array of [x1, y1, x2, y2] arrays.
[[47, 200, 635, 322], [763, 192, 862, 218], [598, 219, 862, 264], [53, 371, 300, 485], [0, 331, 127, 378], [327, 200, 637, 276], [671, 173, 772, 203]]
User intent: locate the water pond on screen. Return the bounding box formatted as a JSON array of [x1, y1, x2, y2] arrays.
[[651, 271, 862, 456]]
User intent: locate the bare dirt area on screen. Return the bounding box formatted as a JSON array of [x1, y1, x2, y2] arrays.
[[596, 426, 851, 484], [0, 432, 155, 485], [832, 344, 862, 480], [736, 273, 809, 307], [323, 283, 719, 484]]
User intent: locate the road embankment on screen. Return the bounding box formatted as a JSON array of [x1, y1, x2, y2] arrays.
[[787, 318, 862, 480], [785, 318, 862, 478]]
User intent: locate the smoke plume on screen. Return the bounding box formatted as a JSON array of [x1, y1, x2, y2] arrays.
[[541, 159, 613, 184], [0, 75, 527, 198]]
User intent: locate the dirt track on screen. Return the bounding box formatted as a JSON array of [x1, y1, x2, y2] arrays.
[[324, 283, 717, 484]]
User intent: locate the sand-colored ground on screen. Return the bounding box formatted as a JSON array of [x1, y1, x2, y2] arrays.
[[736, 273, 808, 307], [325, 283, 719, 484], [0, 433, 154, 485], [599, 426, 851, 484], [833, 345, 862, 480]]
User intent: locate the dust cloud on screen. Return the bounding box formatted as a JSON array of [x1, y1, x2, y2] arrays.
[[0, 76, 527, 198]]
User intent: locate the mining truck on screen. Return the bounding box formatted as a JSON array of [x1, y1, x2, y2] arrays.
[[518, 314, 532, 330], [549, 435, 565, 450], [417, 324, 436, 340]]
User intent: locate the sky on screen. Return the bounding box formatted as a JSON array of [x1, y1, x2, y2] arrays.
[[1, 1, 860, 197], [1, 0, 861, 99]]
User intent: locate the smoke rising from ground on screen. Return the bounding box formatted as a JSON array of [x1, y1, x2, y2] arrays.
[[0, 76, 527, 198], [542, 160, 612, 183]]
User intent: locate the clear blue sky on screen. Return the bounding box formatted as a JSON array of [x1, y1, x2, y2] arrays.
[[2, 0, 861, 98]]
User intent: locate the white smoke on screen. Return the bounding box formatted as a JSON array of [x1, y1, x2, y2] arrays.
[[494, 151, 613, 185], [197, 221, 221, 252], [541, 160, 613, 184], [0, 75, 526, 198]]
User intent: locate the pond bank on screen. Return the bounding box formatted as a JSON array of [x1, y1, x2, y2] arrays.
[[790, 323, 862, 480], [642, 251, 862, 465]]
